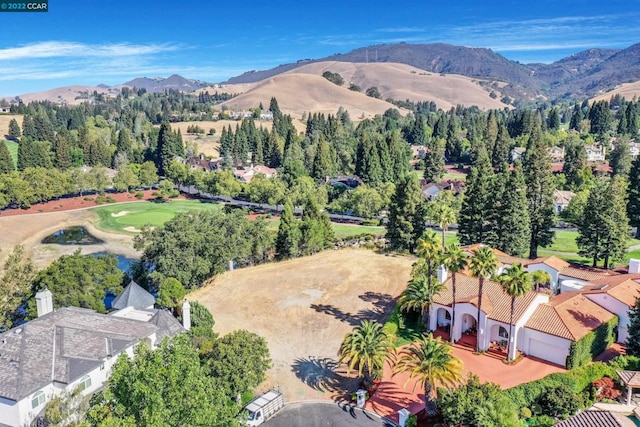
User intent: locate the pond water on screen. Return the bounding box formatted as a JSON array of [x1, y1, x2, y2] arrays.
[[90, 251, 138, 274], [41, 226, 104, 245]]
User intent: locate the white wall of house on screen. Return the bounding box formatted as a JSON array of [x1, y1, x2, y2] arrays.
[[585, 294, 629, 343], [526, 264, 560, 290], [430, 302, 484, 345], [522, 328, 571, 367]]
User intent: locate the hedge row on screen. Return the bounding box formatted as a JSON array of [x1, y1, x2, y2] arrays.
[[566, 316, 618, 369]]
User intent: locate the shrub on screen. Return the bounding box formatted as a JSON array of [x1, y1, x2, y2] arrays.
[[362, 219, 380, 226], [536, 384, 581, 419], [592, 377, 621, 401], [135, 191, 145, 199], [566, 317, 618, 369], [520, 407, 532, 419], [84, 196, 94, 201], [106, 196, 116, 203], [529, 415, 555, 427]]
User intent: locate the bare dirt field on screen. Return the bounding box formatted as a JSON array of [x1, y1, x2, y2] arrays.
[[189, 249, 415, 403]]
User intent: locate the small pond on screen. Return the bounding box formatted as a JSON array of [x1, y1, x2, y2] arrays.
[[42, 226, 104, 245], [90, 251, 138, 274]]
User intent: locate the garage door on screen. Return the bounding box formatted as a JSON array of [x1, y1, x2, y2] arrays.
[[528, 339, 567, 366]]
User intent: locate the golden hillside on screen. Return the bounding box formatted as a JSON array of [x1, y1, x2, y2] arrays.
[[287, 61, 508, 111], [221, 73, 403, 119], [591, 81, 640, 103], [15, 86, 122, 105]]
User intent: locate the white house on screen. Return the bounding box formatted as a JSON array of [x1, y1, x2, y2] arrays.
[[0, 286, 185, 427], [553, 190, 575, 214], [585, 144, 606, 162], [511, 147, 526, 162]]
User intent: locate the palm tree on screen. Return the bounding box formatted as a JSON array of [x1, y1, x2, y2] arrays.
[[393, 334, 463, 417], [432, 204, 456, 249], [497, 263, 532, 360], [441, 243, 468, 344], [338, 320, 395, 385], [399, 272, 446, 330], [469, 246, 498, 352], [411, 230, 443, 329], [530, 270, 552, 292]]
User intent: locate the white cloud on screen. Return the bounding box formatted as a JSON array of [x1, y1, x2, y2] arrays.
[[0, 41, 181, 60]]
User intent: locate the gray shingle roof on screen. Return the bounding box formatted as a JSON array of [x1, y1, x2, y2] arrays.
[[554, 410, 636, 427], [0, 307, 159, 402], [150, 309, 184, 342], [111, 280, 155, 310]]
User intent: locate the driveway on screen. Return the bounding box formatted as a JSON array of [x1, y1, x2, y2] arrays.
[[263, 402, 396, 427]]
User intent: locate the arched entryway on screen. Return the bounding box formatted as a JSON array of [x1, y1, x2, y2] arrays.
[[459, 314, 477, 347], [436, 308, 452, 339]]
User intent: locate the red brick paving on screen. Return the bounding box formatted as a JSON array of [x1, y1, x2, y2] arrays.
[[366, 338, 566, 423]]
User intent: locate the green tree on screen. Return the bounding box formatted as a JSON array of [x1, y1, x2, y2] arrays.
[[523, 125, 555, 258], [28, 250, 124, 316], [366, 86, 381, 99], [0, 141, 14, 173], [626, 297, 640, 357], [206, 330, 272, 397], [497, 263, 531, 360], [537, 384, 581, 419], [588, 100, 612, 138], [156, 277, 186, 313], [299, 196, 334, 255], [438, 374, 520, 427], [275, 198, 301, 260], [469, 247, 498, 352], [385, 174, 427, 253], [441, 243, 468, 344], [423, 138, 445, 183], [577, 177, 629, 268], [610, 137, 632, 178], [562, 136, 587, 190], [54, 134, 73, 170], [138, 161, 158, 187], [530, 269, 552, 292], [338, 320, 395, 384], [8, 117, 21, 140], [190, 300, 215, 330], [458, 143, 494, 245], [547, 108, 560, 131], [87, 335, 239, 427], [430, 203, 456, 249], [496, 162, 530, 257], [628, 155, 640, 237], [0, 245, 36, 330], [113, 163, 140, 192], [393, 334, 463, 416]]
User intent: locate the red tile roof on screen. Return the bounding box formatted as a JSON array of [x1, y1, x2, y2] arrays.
[[560, 266, 615, 281], [525, 292, 616, 341], [582, 278, 640, 307]]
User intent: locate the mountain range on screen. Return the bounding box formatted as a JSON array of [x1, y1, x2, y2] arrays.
[[226, 42, 640, 101]]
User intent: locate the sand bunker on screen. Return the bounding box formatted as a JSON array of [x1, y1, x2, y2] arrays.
[[111, 211, 130, 217], [123, 226, 141, 233]]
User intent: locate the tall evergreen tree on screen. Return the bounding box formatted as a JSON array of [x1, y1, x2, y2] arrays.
[[311, 136, 333, 181], [458, 143, 494, 245], [577, 177, 629, 269], [17, 137, 38, 171], [21, 115, 37, 140], [588, 100, 613, 138], [8, 118, 21, 140], [569, 105, 584, 131], [423, 137, 445, 183], [628, 155, 640, 237], [386, 174, 427, 253], [54, 134, 73, 170], [0, 141, 14, 173], [610, 137, 632, 178], [355, 134, 383, 184], [491, 125, 512, 172], [299, 196, 334, 255], [496, 162, 530, 257], [547, 108, 560, 131], [522, 124, 555, 258], [562, 136, 588, 190], [275, 199, 300, 260]]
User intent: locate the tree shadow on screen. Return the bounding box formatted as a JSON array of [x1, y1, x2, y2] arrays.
[[291, 357, 359, 396], [310, 292, 395, 326]]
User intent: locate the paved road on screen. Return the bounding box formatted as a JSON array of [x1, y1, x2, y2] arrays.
[[262, 402, 397, 427]]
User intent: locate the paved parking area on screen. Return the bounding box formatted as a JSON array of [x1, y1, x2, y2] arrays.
[[263, 402, 396, 427]]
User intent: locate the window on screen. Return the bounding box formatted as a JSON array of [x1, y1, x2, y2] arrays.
[[498, 326, 509, 339], [31, 391, 45, 409], [78, 375, 92, 392]]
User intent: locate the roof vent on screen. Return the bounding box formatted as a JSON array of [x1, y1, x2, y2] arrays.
[[14, 328, 22, 334], [592, 285, 608, 291]]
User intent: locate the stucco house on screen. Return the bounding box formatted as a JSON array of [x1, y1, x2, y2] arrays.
[[0, 286, 186, 427], [428, 245, 638, 367], [233, 164, 277, 183], [553, 190, 575, 213], [585, 144, 606, 162]]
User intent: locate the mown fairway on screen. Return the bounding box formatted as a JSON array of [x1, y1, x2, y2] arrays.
[[90, 200, 223, 234]]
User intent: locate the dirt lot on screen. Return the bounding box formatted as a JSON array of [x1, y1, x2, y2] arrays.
[[189, 249, 415, 402]]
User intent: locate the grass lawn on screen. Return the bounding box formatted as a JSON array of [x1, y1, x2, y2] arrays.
[[2, 140, 17, 169], [265, 217, 386, 240], [90, 200, 223, 234]]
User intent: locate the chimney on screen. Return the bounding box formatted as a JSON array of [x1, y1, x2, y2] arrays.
[[437, 265, 448, 284], [629, 259, 640, 274], [182, 299, 191, 330], [35, 288, 54, 317]]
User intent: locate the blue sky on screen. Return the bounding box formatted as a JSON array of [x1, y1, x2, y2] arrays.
[[0, 0, 638, 96]]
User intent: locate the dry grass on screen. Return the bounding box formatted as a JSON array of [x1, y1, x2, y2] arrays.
[[14, 86, 121, 105], [290, 61, 509, 111], [0, 114, 23, 139], [592, 81, 640, 103], [190, 249, 415, 402]]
